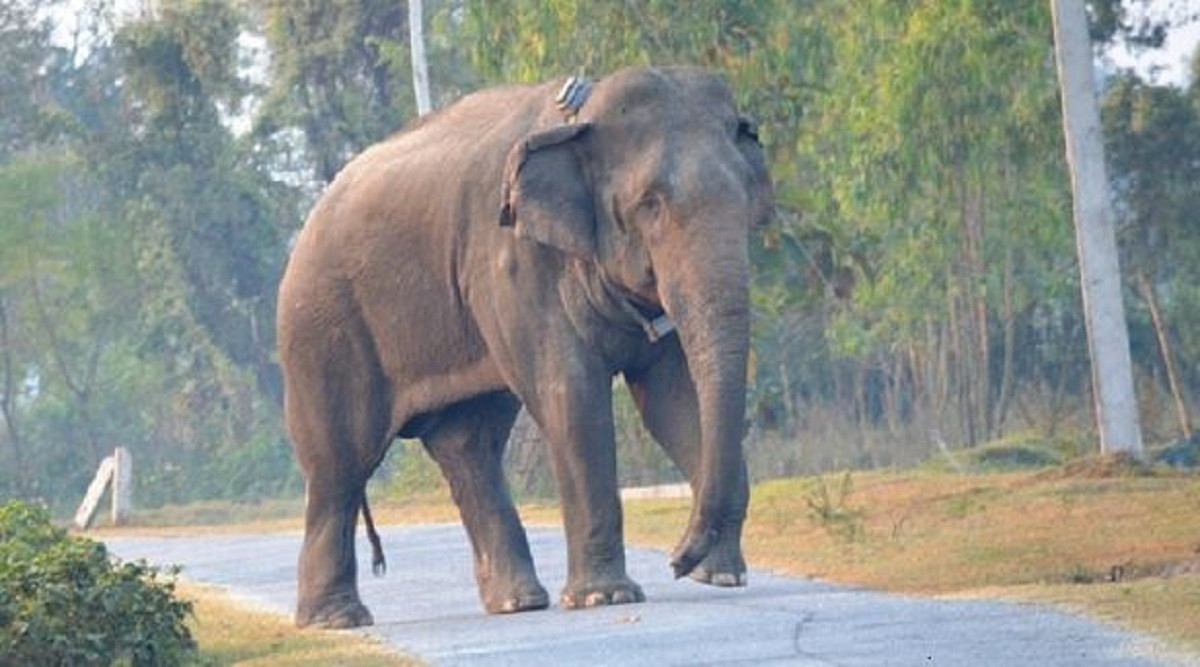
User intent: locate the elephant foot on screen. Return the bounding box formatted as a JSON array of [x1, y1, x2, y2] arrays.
[[560, 575, 645, 609], [689, 564, 748, 587], [476, 554, 550, 614], [669, 524, 720, 578], [296, 595, 374, 629], [685, 527, 747, 587], [482, 580, 550, 614]]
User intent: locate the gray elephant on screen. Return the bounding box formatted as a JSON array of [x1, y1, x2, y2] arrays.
[[276, 66, 773, 628]]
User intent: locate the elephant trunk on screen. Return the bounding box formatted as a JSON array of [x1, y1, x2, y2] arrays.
[[661, 247, 751, 578]]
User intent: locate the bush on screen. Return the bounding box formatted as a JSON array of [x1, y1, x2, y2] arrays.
[[0, 501, 197, 666], [381, 439, 446, 497]]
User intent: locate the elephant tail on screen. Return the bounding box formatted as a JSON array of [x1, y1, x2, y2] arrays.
[[362, 494, 387, 577]]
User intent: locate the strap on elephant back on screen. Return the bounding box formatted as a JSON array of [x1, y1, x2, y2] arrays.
[[555, 76, 592, 122]]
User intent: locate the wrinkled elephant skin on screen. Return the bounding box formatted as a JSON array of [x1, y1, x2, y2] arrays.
[[277, 66, 773, 628]]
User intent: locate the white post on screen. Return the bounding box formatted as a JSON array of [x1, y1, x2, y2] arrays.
[[1050, 0, 1143, 457], [74, 455, 115, 529], [112, 446, 132, 525], [409, 0, 432, 115], [73, 447, 134, 529]]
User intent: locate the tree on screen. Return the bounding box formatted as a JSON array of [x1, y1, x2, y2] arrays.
[[3, 0, 1193, 510], [1103, 71, 1200, 440], [794, 2, 1078, 456], [116, 0, 286, 406], [0, 1, 302, 510], [258, 0, 412, 184], [1051, 0, 1144, 456]]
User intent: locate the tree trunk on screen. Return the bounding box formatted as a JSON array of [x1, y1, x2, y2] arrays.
[[1136, 271, 1192, 438], [779, 358, 797, 438], [970, 180, 991, 439], [946, 265, 974, 446], [27, 266, 106, 460], [0, 294, 27, 489], [992, 245, 1017, 437], [1051, 0, 1143, 457]]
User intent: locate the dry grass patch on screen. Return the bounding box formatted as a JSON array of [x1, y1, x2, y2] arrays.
[[621, 460, 1200, 656], [180, 582, 418, 666]]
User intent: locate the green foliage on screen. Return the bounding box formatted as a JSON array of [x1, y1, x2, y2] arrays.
[[968, 442, 1067, 471], [0, 501, 196, 666], [613, 380, 680, 488], [800, 1, 1076, 445], [0, 0, 294, 513], [1102, 72, 1200, 392], [116, 0, 245, 120], [203, 432, 303, 501], [259, 0, 414, 183], [381, 440, 445, 497], [2, 0, 1199, 515], [117, 2, 286, 405], [0, 0, 64, 158], [461, 1, 775, 84]]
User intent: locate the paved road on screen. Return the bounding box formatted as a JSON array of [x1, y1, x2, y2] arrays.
[[105, 525, 1183, 666]]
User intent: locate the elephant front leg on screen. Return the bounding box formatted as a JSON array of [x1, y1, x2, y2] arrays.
[[626, 342, 749, 587], [296, 479, 374, 628], [527, 375, 645, 609]]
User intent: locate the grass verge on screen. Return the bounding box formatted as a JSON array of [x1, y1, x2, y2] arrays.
[[180, 581, 418, 666], [620, 458, 1200, 655]]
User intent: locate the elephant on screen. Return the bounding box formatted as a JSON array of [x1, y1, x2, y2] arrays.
[[276, 65, 773, 629]]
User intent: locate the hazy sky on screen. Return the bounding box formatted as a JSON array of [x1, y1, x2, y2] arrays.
[[1105, 0, 1199, 87]]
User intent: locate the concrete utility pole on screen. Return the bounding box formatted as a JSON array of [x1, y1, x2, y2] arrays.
[[1050, 0, 1144, 457], [409, 0, 432, 115]]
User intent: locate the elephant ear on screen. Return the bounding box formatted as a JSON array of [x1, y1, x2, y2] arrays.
[[500, 123, 596, 258]]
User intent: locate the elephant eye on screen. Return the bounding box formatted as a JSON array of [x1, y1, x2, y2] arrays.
[[736, 116, 760, 144], [633, 192, 663, 222]]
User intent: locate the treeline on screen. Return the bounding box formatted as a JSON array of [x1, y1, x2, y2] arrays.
[[1, 1, 1197, 512]]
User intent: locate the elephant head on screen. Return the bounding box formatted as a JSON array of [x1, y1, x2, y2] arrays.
[[501, 67, 772, 576]]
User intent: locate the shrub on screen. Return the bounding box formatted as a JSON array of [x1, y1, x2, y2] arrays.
[[0, 501, 196, 666], [804, 472, 866, 543], [382, 439, 446, 497]]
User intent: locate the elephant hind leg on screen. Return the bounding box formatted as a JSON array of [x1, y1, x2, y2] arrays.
[[422, 393, 548, 614], [296, 478, 375, 628], [285, 326, 391, 628]]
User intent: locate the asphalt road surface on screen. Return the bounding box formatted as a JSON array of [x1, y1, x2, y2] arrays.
[[105, 525, 1184, 666]]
